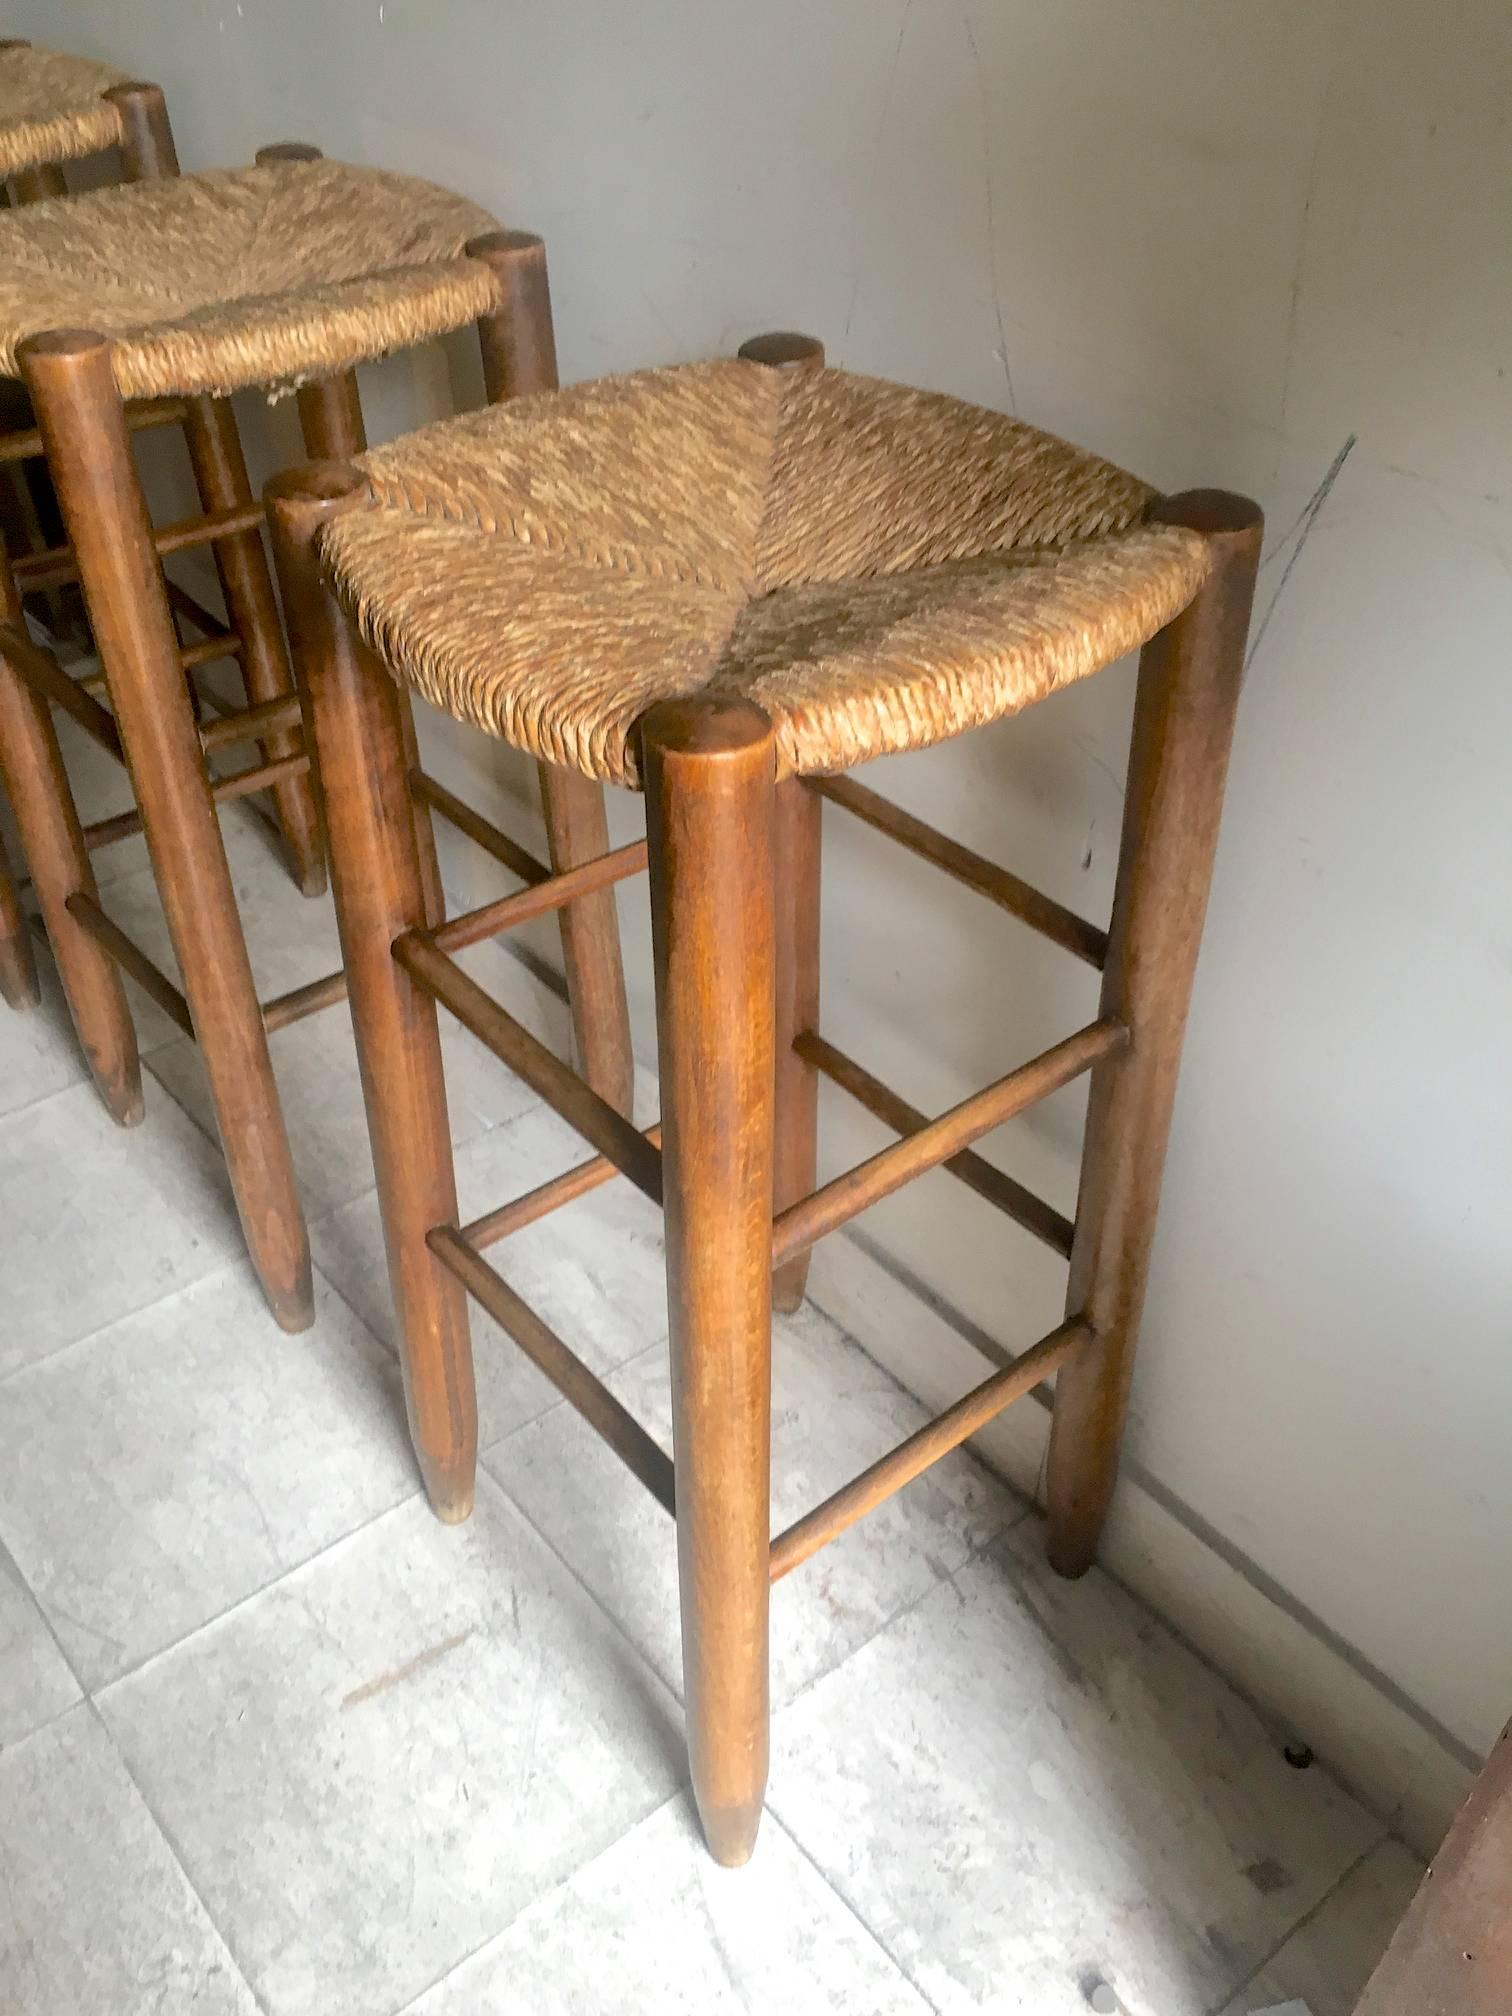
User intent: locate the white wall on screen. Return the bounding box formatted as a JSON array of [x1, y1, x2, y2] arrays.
[[26, 0, 1512, 1848]]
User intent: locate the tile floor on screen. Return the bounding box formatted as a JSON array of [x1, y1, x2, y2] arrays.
[[0, 797, 1422, 2015]]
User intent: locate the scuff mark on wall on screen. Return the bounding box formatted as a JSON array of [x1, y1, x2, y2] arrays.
[[961, 4, 1017, 413], [1245, 433, 1357, 671]]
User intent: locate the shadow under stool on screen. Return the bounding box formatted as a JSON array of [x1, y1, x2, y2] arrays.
[[269, 331, 1262, 1867], [0, 125, 632, 1330]]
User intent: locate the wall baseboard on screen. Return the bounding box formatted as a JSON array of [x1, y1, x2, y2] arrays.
[[804, 1230, 1476, 1861]]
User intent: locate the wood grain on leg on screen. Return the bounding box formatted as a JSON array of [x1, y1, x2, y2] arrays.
[[267, 461, 476, 1519], [469, 228, 634, 1115], [771, 777, 821, 1313], [23, 329, 311, 1330], [181, 394, 326, 894], [1046, 490, 1262, 1577], [296, 368, 447, 927], [0, 623, 139, 1113], [644, 694, 777, 1866]]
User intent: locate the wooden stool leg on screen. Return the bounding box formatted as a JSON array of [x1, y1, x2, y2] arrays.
[[0, 629, 140, 1114], [468, 228, 635, 1116], [1046, 491, 1263, 1577], [644, 695, 777, 1867], [180, 396, 327, 895], [268, 463, 477, 1520], [22, 330, 312, 1332], [0, 827, 38, 1009], [294, 369, 445, 928], [772, 778, 821, 1313]]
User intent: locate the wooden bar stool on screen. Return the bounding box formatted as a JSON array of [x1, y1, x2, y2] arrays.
[[0, 139, 631, 1330], [0, 39, 174, 1010], [267, 334, 1261, 1864]]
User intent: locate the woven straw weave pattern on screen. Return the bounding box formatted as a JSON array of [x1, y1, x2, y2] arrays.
[[322, 360, 1211, 785], [0, 157, 501, 399], [0, 44, 126, 175]]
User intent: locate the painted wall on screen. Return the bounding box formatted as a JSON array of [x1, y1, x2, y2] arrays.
[[25, 0, 1511, 1844]]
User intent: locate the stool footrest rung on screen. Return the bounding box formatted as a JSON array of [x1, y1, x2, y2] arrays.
[[396, 929, 663, 1206], [772, 1017, 1125, 1267], [410, 769, 550, 888], [261, 966, 348, 1033], [428, 1225, 676, 1514], [797, 1030, 1074, 1258], [431, 837, 649, 956], [812, 773, 1108, 970], [0, 395, 188, 468], [1, 621, 123, 762], [12, 498, 266, 597], [462, 1126, 664, 1251], [769, 1317, 1092, 1581], [200, 695, 304, 751], [65, 892, 194, 1038]]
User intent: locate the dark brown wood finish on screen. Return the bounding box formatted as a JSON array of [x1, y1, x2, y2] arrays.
[[796, 1029, 1074, 1255], [103, 80, 179, 182], [0, 596, 139, 1113], [644, 694, 777, 1868], [0, 832, 37, 1009], [266, 461, 475, 1518], [22, 328, 311, 1330], [1353, 1719, 1512, 2013], [771, 1318, 1091, 1581], [295, 363, 447, 930], [771, 778, 821, 1313], [468, 228, 635, 1118], [771, 1015, 1125, 1269], [1045, 490, 1263, 1577], [180, 394, 326, 894]]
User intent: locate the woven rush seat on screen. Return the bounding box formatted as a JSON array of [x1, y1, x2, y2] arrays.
[[0, 42, 126, 174], [0, 156, 501, 399], [318, 359, 1212, 785]]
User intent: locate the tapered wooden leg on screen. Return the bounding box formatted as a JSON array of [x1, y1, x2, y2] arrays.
[[0, 827, 38, 1009], [644, 695, 776, 1867], [23, 329, 311, 1331], [772, 777, 821, 1313], [0, 627, 140, 1112], [268, 462, 476, 1519], [469, 228, 634, 1116], [1046, 491, 1263, 1577], [294, 368, 445, 928], [180, 395, 326, 895]]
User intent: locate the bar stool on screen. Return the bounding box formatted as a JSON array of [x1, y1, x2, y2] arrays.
[[0, 133, 631, 1330], [269, 334, 1261, 1865], [0, 39, 175, 1009]]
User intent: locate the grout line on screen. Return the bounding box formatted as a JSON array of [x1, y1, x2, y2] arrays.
[[1203, 1834, 1386, 2016], [83, 1694, 275, 2016], [385, 1790, 689, 2016], [767, 1804, 946, 2015], [90, 1488, 425, 1706]]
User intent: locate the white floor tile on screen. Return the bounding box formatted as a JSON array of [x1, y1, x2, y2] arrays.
[[0, 1544, 79, 1749], [1215, 1840, 1423, 2016], [98, 1484, 683, 2016], [489, 1301, 1020, 1709], [0, 1265, 419, 1690], [769, 1520, 1382, 2016], [0, 1704, 257, 2015], [0, 958, 87, 1120], [314, 1100, 670, 1449], [147, 942, 541, 1223], [404, 1801, 933, 2015], [0, 1079, 242, 1378]]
